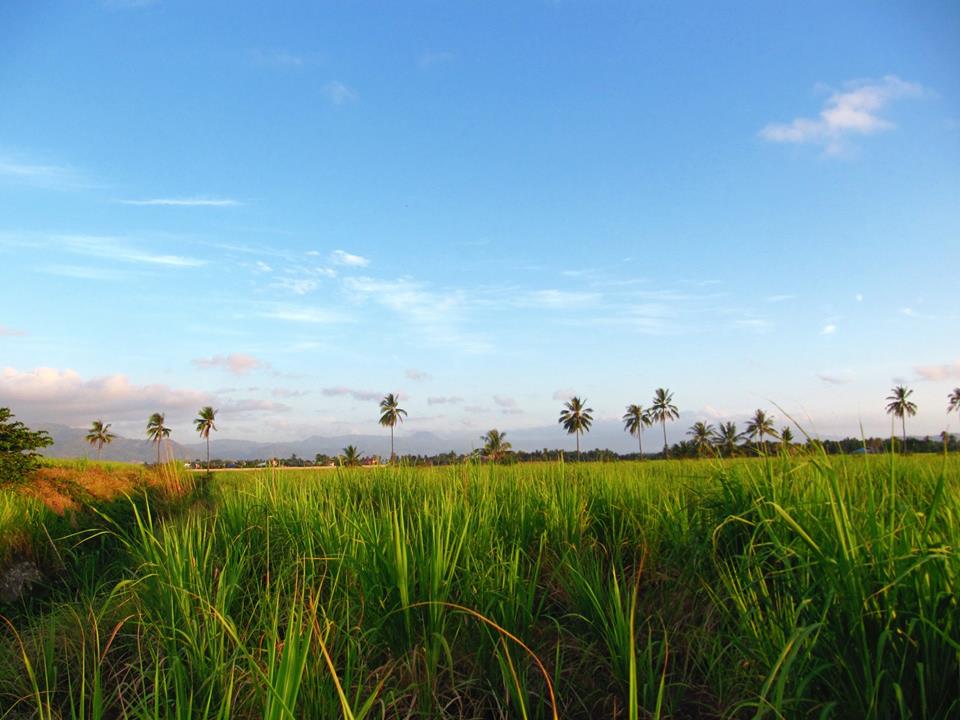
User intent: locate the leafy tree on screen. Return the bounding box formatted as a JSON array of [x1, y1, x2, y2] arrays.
[[558, 396, 594, 460], [622, 404, 652, 458], [378, 393, 407, 463], [714, 422, 741, 458], [745, 409, 779, 450], [340, 445, 362, 467], [481, 429, 512, 463], [885, 385, 917, 453], [146, 412, 171, 465], [85, 419, 116, 460], [193, 406, 218, 470], [649, 388, 679, 457], [686, 421, 716, 457], [780, 426, 794, 452], [0, 408, 53, 484]]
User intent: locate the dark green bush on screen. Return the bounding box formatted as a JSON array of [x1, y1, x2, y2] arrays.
[[0, 408, 53, 484]]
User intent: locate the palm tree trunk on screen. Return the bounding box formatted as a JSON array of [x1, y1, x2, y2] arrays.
[[902, 417, 907, 454], [206, 435, 210, 470], [156, 441, 160, 465], [97, 443, 102, 460], [390, 425, 395, 463], [576, 431, 580, 461], [638, 431, 642, 458], [662, 420, 668, 458]]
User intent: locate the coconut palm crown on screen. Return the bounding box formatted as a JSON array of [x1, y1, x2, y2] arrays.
[[340, 445, 362, 467], [85, 420, 115, 460], [146, 412, 171, 465], [949, 388, 960, 420], [193, 406, 218, 470], [648, 388, 679, 457], [886, 385, 917, 452], [482, 429, 512, 463], [745, 409, 779, 449], [687, 421, 716, 457], [714, 421, 741, 457], [378, 393, 407, 462], [622, 404, 653, 458], [558, 396, 594, 459]]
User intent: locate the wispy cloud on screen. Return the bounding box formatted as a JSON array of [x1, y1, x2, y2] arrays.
[[330, 249, 369, 267], [915, 360, 960, 382], [321, 386, 382, 402], [192, 353, 270, 375], [40, 264, 131, 281], [322, 81, 357, 106], [518, 289, 600, 309], [121, 197, 241, 207], [419, 50, 455, 68], [818, 370, 854, 385], [766, 294, 796, 303], [0, 324, 27, 337], [552, 388, 576, 401], [760, 75, 925, 154], [427, 395, 463, 405], [406, 368, 431, 382], [260, 304, 346, 324], [0, 156, 86, 189], [250, 49, 305, 67], [59, 234, 206, 267], [272, 387, 310, 398], [821, 323, 837, 335]]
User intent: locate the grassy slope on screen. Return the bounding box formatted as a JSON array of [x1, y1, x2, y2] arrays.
[[1, 453, 957, 719]]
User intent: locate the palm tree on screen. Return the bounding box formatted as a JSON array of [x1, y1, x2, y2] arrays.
[[780, 426, 794, 453], [745, 409, 779, 451], [193, 406, 218, 470], [146, 412, 171, 465], [714, 421, 741, 457], [340, 445, 362, 467], [558, 396, 594, 460], [622, 404, 653, 458], [481, 429, 512, 463], [649, 388, 679, 457], [949, 388, 960, 424], [886, 385, 917, 453], [85, 420, 115, 460], [378, 393, 407, 463], [686, 421, 716, 457]]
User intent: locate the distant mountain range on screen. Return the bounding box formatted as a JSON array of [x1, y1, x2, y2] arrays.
[[36, 419, 682, 462]]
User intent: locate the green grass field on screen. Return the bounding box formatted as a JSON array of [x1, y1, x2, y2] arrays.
[[1, 453, 958, 718]]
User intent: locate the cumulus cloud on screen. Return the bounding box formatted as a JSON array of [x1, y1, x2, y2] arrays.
[[760, 76, 925, 154], [914, 360, 960, 382], [192, 353, 270, 375], [321, 386, 382, 402], [330, 249, 369, 267], [406, 368, 431, 382], [427, 396, 463, 405]]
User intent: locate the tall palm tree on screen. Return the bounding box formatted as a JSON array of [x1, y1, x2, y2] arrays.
[[686, 421, 716, 457], [745, 409, 779, 450], [558, 396, 594, 460], [481, 429, 512, 463], [714, 421, 741, 457], [622, 404, 653, 458], [193, 406, 218, 470], [886, 385, 917, 453], [649, 388, 679, 457], [340, 445, 362, 467], [949, 388, 960, 424], [146, 412, 171, 465], [85, 420, 115, 460], [780, 426, 794, 453], [378, 393, 407, 463]]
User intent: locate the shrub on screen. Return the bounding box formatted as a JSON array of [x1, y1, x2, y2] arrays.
[[0, 408, 53, 484]]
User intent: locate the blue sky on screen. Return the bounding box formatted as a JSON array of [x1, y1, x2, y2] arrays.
[[1, 0, 958, 448]]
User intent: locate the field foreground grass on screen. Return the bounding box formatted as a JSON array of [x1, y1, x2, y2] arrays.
[[1, 454, 958, 719]]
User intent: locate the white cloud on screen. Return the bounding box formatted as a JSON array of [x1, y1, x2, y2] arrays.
[[914, 360, 960, 382], [766, 294, 796, 303], [274, 278, 318, 295], [0, 324, 27, 337], [519, 289, 600, 309], [821, 323, 837, 335], [121, 197, 240, 207], [330, 249, 369, 267], [260, 304, 346, 324], [255, 261, 273, 273], [59, 234, 206, 267], [321, 386, 382, 402], [192, 353, 270, 376], [493, 395, 517, 409], [760, 75, 925, 154], [0, 156, 85, 189], [855, 293, 864, 302], [322, 82, 357, 106], [406, 368, 431, 382]]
